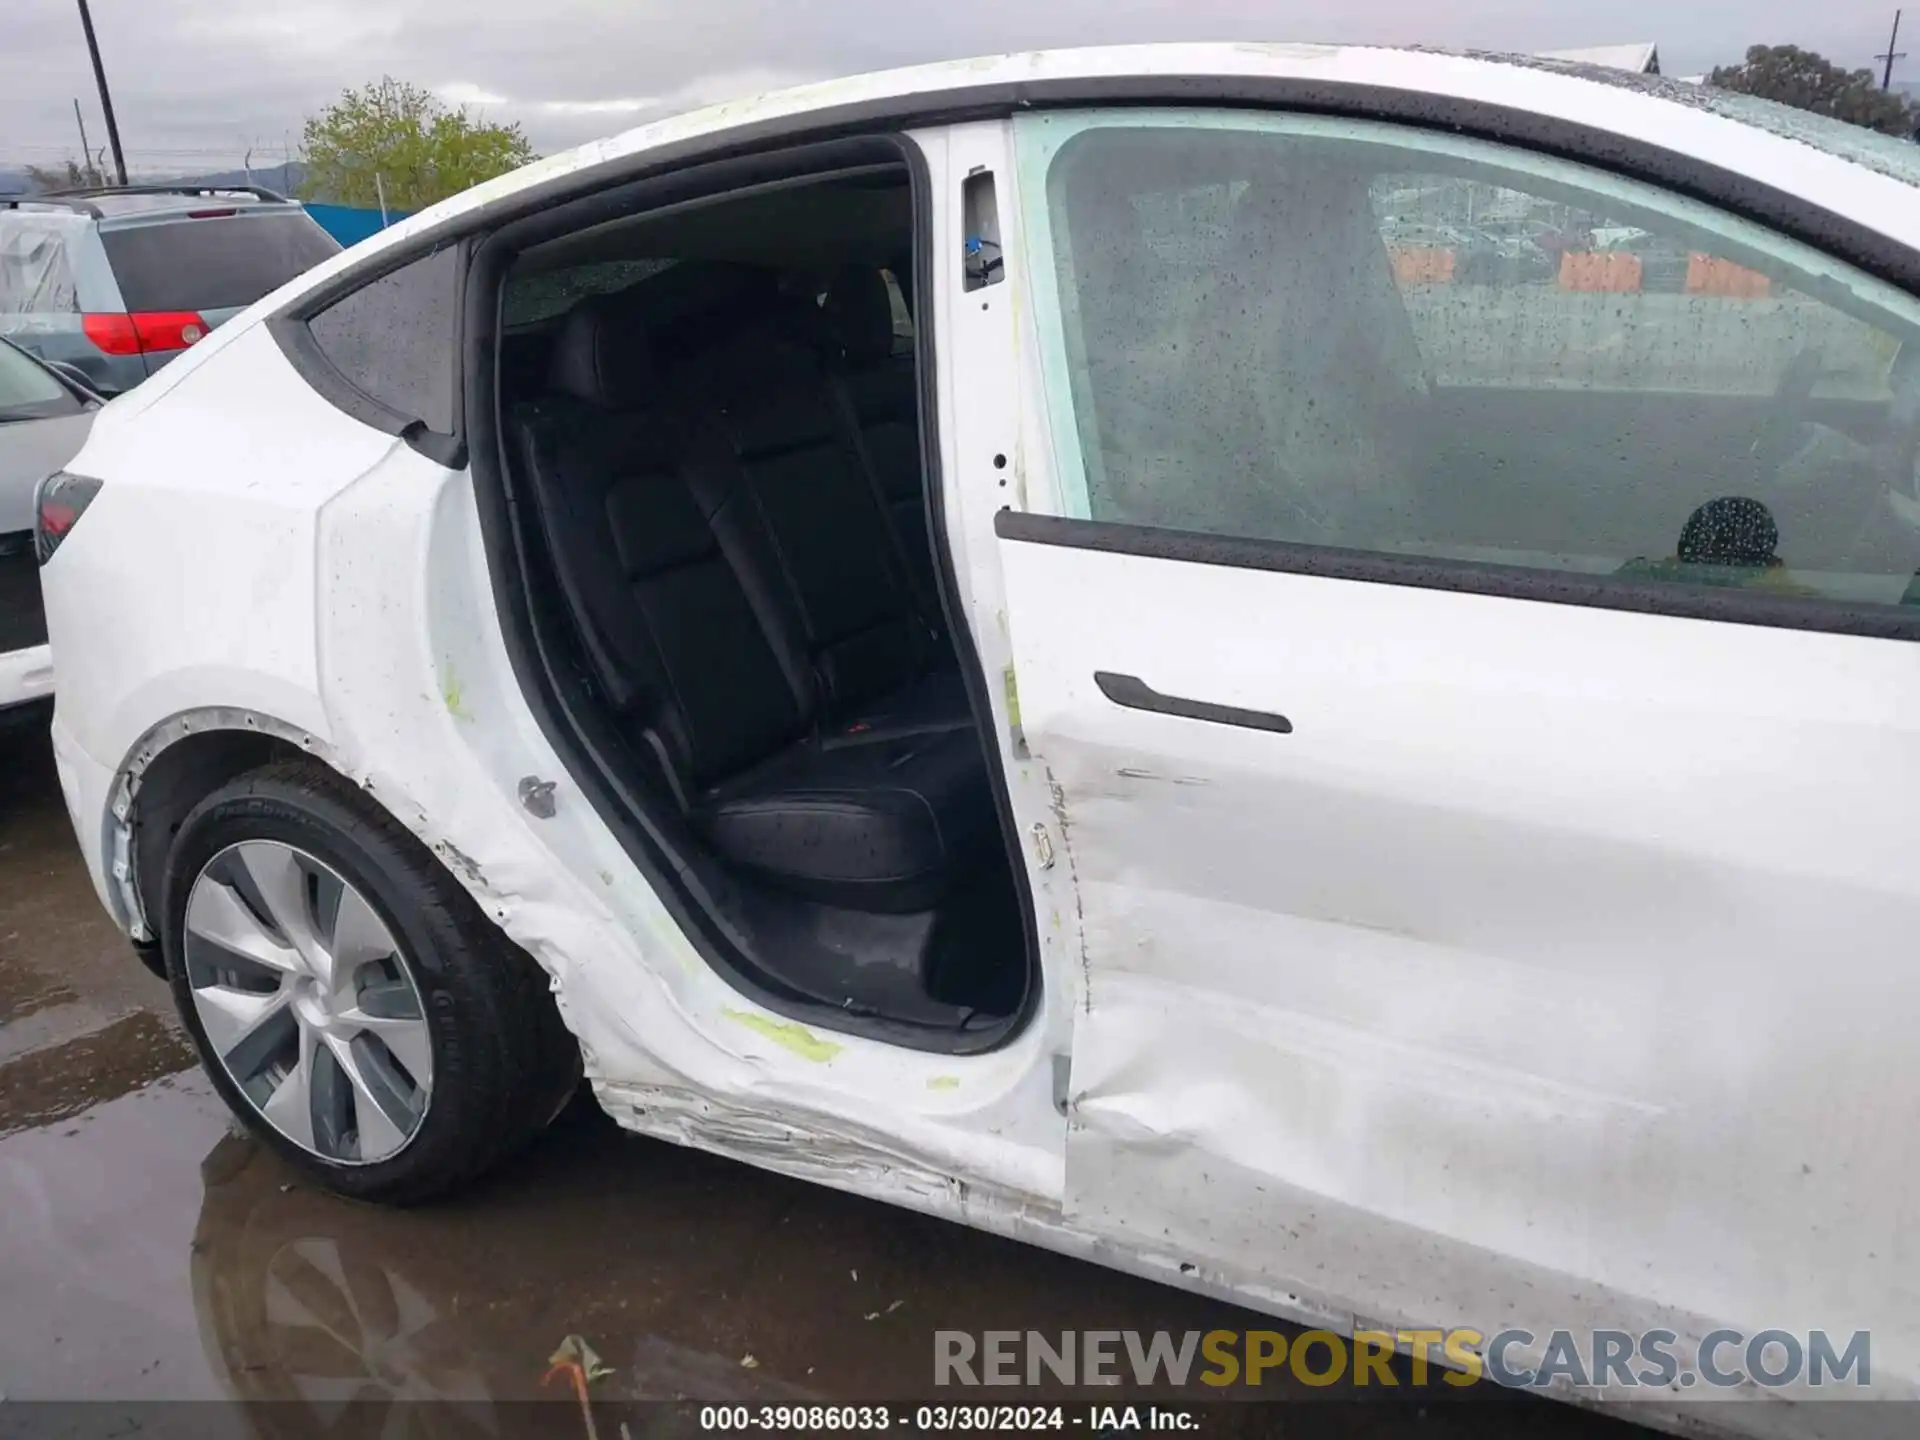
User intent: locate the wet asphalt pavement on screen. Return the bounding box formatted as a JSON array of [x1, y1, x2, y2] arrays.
[[0, 721, 1641, 1438]]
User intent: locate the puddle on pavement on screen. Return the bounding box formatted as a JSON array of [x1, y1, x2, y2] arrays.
[[0, 1076, 1624, 1440], [0, 1008, 196, 1135], [0, 727, 1619, 1438]]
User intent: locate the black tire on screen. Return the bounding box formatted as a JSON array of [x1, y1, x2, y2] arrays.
[[161, 759, 581, 1204]]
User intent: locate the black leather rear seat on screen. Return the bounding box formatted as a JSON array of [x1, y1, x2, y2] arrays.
[[818, 267, 943, 628], [673, 295, 964, 743], [511, 291, 995, 913]]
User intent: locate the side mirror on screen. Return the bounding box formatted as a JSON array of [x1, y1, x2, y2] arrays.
[[46, 359, 106, 402]]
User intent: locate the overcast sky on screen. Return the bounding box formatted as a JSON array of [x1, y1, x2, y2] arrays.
[[0, 0, 1906, 175]]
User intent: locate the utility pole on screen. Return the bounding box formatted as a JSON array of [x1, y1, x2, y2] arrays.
[[71, 99, 93, 184], [1879, 8, 1906, 89], [73, 0, 126, 184]]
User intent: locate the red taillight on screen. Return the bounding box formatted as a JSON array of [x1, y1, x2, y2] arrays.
[[82, 311, 209, 356], [185, 207, 237, 219], [131, 311, 209, 351], [81, 312, 140, 355], [34, 472, 103, 565]]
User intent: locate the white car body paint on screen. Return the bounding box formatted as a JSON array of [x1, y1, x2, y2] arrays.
[[38, 45, 1920, 1433], [0, 643, 53, 712]]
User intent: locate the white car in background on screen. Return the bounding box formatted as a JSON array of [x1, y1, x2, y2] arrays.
[[0, 336, 95, 720], [34, 43, 1920, 1430]]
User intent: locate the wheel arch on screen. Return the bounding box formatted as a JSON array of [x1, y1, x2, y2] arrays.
[[113, 708, 357, 946]]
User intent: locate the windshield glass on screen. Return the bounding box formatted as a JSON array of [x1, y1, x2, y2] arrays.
[[0, 340, 83, 422]]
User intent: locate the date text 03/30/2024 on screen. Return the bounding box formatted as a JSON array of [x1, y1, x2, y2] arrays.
[[697, 1405, 1197, 1431]]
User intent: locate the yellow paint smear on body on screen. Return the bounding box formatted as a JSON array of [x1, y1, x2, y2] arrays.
[[723, 1008, 843, 1062], [442, 665, 474, 722]]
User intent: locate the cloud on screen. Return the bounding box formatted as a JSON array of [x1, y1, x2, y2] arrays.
[[434, 83, 513, 109]]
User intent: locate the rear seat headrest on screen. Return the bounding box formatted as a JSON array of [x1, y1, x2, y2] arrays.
[[549, 294, 656, 409], [822, 267, 900, 368]]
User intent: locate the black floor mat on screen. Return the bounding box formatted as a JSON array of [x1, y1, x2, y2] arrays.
[[922, 863, 1027, 1017]]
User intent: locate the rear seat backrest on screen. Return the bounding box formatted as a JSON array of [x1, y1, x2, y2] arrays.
[[510, 296, 810, 802], [819, 267, 941, 625], [676, 312, 934, 722]]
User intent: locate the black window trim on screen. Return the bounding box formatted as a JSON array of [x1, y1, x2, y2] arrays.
[[996, 511, 1920, 643], [268, 239, 471, 470]]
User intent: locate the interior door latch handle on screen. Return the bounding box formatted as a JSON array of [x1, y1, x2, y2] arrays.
[[1093, 671, 1293, 734]]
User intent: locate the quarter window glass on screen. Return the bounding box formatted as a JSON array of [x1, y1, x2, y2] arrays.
[[0, 213, 86, 315], [307, 245, 460, 434], [1017, 111, 1920, 611]]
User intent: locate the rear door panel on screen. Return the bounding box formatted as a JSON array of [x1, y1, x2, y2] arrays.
[[1003, 519, 1920, 1353], [1000, 101, 1920, 1376]]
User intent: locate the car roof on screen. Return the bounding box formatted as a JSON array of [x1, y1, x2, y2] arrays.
[[357, 43, 1920, 252], [103, 42, 1920, 424]]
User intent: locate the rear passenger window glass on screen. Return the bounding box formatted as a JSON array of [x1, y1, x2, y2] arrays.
[[307, 245, 460, 434], [1017, 109, 1920, 617], [100, 212, 340, 313]]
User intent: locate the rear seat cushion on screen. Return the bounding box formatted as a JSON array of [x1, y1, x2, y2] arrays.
[[694, 727, 997, 913]]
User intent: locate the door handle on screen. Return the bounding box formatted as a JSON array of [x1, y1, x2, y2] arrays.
[[1093, 671, 1293, 734]]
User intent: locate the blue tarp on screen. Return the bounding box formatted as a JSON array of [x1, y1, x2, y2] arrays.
[[305, 203, 411, 248]]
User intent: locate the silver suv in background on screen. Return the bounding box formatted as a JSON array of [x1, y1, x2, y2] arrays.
[[0, 186, 340, 396]]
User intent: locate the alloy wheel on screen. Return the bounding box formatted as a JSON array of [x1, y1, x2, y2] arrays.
[[184, 841, 433, 1165]]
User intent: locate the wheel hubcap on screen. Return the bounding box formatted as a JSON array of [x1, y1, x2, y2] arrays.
[[184, 841, 433, 1166]]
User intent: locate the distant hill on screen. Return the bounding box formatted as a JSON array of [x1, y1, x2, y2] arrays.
[[0, 162, 310, 198]]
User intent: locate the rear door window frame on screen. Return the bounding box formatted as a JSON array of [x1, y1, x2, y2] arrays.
[[1006, 103, 1920, 645]]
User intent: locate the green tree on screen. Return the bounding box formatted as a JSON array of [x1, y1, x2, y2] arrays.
[[1709, 44, 1917, 136], [300, 77, 537, 210], [25, 156, 108, 192]]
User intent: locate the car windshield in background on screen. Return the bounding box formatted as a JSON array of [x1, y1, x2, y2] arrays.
[[0, 340, 82, 423], [99, 212, 341, 314]]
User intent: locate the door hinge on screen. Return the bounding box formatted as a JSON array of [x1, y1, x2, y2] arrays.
[[517, 776, 557, 819], [1052, 1053, 1072, 1117], [1029, 822, 1055, 870]]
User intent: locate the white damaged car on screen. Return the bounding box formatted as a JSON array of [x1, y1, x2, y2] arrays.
[[37, 44, 1920, 1427]]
